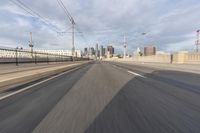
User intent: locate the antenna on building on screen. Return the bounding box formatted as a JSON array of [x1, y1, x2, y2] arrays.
[[123, 34, 127, 59], [196, 29, 200, 52]]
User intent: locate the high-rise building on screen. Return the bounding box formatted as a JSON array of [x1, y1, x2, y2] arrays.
[[144, 46, 156, 56], [100, 45, 103, 58], [95, 43, 99, 58], [107, 45, 114, 56], [89, 47, 95, 55], [84, 48, 88, 56], [103, 48, 106, 56]]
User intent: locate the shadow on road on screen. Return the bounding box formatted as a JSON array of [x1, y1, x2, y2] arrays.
[[0, 63, 93, 133], [85, 70, 200, 133]]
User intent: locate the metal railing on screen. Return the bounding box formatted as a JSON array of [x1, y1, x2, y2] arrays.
[[0, 47, 89, 65]]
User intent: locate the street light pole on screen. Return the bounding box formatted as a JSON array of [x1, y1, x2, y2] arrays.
[[72, 20, 75, 61], [29, 32, 34, 58], [15, 47, 18, 66], [124, 34, 127, 59], [122, 32, 147, 58]]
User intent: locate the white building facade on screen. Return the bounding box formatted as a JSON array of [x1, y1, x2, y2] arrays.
[[0, 49, 82, 58], [35, 49, 82, 57]]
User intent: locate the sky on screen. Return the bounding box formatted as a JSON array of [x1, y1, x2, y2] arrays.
[[0, 0, 200, 54]]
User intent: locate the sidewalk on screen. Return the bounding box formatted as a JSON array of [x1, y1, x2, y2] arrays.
[[0, 61, 90, 91], [0, 62, 81, 75]]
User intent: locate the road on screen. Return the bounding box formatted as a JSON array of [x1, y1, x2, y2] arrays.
[[0, 61, 200, 133]]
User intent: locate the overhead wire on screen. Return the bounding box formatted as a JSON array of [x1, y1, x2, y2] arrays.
[[56, 0, 88, 44], [57, 0, 74, 24], [9, 0, 61, 32], [10, 0, 35, 16]]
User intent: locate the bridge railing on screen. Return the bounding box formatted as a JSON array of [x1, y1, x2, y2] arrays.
[[0, 48, 89, 65]]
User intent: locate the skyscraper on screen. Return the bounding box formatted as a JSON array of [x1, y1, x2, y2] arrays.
[[107, 45, 114, 57], [100, 45, 103, 58], [89, 47, 95, 55], [95, 43, 99, 58], [84, 47, 88, 56], [103, 48, 106, 56]]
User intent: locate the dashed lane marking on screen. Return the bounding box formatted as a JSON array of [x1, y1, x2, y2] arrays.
[[127, 70, 146, 78]]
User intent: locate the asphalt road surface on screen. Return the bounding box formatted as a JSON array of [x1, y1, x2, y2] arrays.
[[0, 61, 200, 133]]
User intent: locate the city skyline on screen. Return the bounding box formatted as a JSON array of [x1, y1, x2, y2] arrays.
[[0, 1, 200, 132], [0, 0, 200, 53]]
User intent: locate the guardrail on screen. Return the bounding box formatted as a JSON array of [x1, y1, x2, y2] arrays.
[[0, 48, 89, 65]]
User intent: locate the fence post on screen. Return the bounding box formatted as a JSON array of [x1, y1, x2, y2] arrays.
[[15, 49, 18, 66], [47, 53, 49, 64], [34, 52, 37, 64]]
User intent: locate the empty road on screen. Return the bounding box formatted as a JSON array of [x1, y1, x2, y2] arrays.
[[0, 61, 200, 133]]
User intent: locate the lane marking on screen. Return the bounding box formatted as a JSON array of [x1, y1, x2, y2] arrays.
[[0, 66, 82, 101], [127, 71, 146, 78], [111, 64, 146, 78]]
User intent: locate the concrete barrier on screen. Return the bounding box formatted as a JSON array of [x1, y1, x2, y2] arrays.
[[108, 51, 200, 64], [173, 51, 200, 64], [133, 54, 171, 63]]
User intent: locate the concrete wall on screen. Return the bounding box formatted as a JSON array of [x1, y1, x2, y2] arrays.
[[173, 51, 188, 64], [133, 54, 171, 63], [186, 52, 200, 64], [110, 51, 200, 64], [173, 51, 200, 64]]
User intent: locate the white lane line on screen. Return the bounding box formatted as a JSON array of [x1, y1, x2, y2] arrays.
[[0, 66, 81, 101], [127, 71, 146, 78]]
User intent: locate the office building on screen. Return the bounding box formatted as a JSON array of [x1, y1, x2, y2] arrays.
[[107, 45, 114, 56], [103, 48, 106, 56], [35, 49, 82, 57], [84, 48, 88, 56], [100, 45, 104, 58], [0, 49, 82, 58], [95, 43, 99, 58], [89, 47, 95, 55], [144, 46, 156, 56]]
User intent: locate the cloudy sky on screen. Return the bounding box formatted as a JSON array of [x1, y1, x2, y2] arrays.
[[0, 0, 200, 53]]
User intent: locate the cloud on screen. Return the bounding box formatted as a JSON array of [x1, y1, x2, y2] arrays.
[[0, 0, 200, 53]]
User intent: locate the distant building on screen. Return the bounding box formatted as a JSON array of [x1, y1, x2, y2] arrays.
[[89, 47, 95, 55], [0, 49, 82, 58], [103, 48, 106, 56], [0, 49, 32, 58], [84, 48, 88, 56], [95, 43, 99, 58], [144, 46, 156, 56], [106, 51, 111, 58], [107, 45, 114, 57], [100, 45, 104, 58], [35, 49, 81, 57]]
